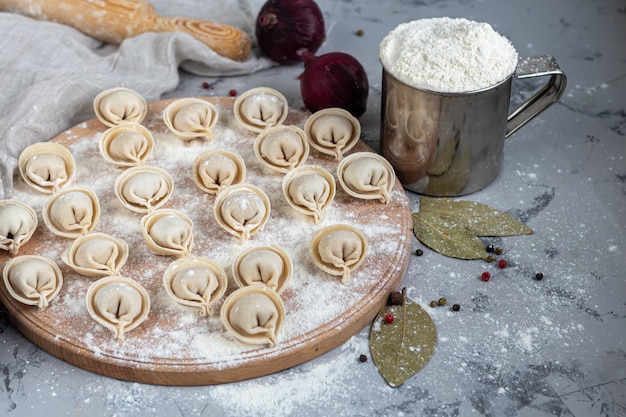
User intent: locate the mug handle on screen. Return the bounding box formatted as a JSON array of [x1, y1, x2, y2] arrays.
[[505, 55, 567, 138]]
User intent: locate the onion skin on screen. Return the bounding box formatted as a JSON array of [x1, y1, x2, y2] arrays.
[[300, 52, 369, 118], [255, 0, 325, 65]]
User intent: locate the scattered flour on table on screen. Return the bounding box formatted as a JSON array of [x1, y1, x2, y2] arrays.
[[209, 334, 373, 416], [379, 17, 518, 92]]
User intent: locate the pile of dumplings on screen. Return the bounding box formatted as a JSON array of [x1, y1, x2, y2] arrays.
[[1, 85, 398, 350], [4, 94, 151, 340]]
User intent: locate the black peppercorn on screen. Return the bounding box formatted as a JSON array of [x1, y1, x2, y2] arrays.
[[486, 244, 495, 253], [358, 354, 367, 362], [388, 291, 405, 306], [387, 287, 407, 306], [415, 248, 424, 256], [535, 272, 544, 281], [452, 304, 460, 311]]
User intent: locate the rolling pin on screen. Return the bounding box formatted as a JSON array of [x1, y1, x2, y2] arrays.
[[1, 0, 251, 62]]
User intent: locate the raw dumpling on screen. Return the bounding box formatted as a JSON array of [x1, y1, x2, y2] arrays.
[[0, 200, 38, 255], [62, 233, 129, 277], [254, 125, 309, 173], [141, 209, 194, 257], [18, 142, 76, 194], [93, 87, 147, 127], [309, 224, 368, 284], [42, 186, 100, 238], [232, 245, 292, 293], [192, 150, 246, 194], [2, 255, 63, 310], [99, 122, 154, 167], [213, 184, 270, 243], [115, 166, 174, 213], [233, 87, 289, 132], [220, 286, 285, 347], [304, 107, 361, 160], [86, 276, 150, 340], [163, 98, 219, 141], [337, 152, 396, 203], [163, 256, 228, 316], [282, 165, 335, 224]]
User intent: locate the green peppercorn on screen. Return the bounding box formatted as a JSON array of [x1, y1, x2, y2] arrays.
[[486, 255, 495, 262], [429, 300, 437, 308], [355, 29, 364, 37], [438, 297, 447, 306], [495, 247, 503, 255]]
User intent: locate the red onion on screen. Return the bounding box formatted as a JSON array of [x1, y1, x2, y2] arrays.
[[255, 0, 325, 65], [299, 52, 369, 118]]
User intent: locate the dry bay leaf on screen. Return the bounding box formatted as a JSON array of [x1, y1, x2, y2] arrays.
[[412, 211, 489, 259], [419, 197, 533, 236], [370, 298, 437, 387], [412, 197, 533, 259]]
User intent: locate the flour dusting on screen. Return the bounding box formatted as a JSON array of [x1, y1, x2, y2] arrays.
[[2, 98, 411, 381]]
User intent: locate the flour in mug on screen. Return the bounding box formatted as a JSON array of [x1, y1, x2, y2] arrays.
[[379, 17, 518, 93]]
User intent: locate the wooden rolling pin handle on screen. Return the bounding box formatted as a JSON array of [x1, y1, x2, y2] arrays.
[[0, 0, 251, 62], [152, 16, 251, 62]]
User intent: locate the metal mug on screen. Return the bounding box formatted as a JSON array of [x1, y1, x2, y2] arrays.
[[380, 55, 567, 196]]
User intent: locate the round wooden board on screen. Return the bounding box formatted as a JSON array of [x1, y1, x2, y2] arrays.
[[0, 97, 412, 386]]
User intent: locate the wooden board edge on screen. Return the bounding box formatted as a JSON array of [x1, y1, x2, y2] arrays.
[[1, 96, 416, 385], [1, 216, 412, 385]]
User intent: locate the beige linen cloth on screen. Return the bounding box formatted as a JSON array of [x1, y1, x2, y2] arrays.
[[0, 3, 272, 199]]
